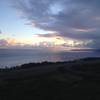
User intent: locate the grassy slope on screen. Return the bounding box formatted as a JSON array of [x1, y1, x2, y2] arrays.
[[0, 58, 100, 100]]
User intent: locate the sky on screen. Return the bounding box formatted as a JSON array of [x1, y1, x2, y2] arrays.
[[0, 0, 100, 51]]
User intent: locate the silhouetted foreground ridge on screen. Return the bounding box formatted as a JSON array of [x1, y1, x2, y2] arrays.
[[0, 57, 100, 100]]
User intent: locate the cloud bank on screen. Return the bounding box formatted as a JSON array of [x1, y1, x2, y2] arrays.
[[12, 0, 100, 48]]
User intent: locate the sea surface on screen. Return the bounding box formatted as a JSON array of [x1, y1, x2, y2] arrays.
[[0, 49, 100, 68]]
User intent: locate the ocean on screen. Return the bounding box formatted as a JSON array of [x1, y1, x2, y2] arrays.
[[0, 49, 100, 68]]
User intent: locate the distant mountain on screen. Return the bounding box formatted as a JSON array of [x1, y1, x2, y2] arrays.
[[70, 48, 100, 52]]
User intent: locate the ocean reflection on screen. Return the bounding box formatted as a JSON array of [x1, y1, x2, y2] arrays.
[[0, 49, 100, 67]]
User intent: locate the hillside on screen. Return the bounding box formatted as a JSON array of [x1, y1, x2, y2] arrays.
[[0, 57, 100, 100]]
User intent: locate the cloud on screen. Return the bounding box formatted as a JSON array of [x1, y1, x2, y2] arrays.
[[0, 39, 8, 47], [0, 38, 33, 49], [0, 30, 2, 34], [36, 33, 59, 38], [12, 0, 100, 48]]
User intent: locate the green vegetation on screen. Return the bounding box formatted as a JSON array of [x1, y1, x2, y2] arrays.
[[0, 57, 100, 100]]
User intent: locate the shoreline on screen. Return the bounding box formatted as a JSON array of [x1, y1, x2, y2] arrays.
[[1, 57, 100, 69]]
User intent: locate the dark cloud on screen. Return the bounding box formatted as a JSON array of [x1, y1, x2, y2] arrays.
[[36, 33, 59, 38], [12, 0, 100, 48]]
